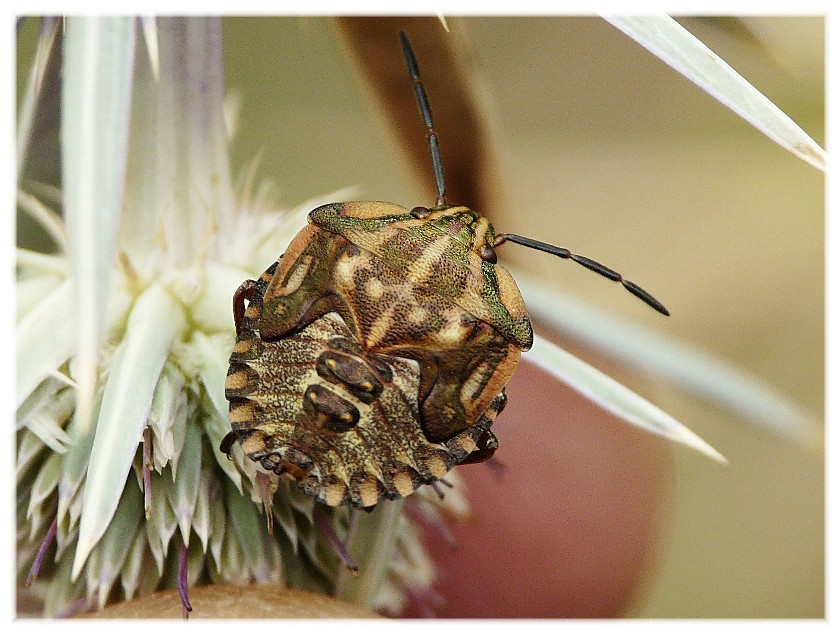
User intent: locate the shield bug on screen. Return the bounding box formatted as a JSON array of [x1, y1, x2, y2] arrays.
[[221, 31, 668, 510]]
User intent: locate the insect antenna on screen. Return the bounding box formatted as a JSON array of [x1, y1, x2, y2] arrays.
[[494, 233, 670, 316], [400, 31, 447, 207], [398, 31, 668, 317]]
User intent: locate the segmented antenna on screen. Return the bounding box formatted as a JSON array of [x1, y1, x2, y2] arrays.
[[494, 233, 670, 315], [400, 31, 447, 207], [398, 32, 668, 317]]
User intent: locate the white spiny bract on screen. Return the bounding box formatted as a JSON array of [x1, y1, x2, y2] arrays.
[[16, 16, 451, 616]]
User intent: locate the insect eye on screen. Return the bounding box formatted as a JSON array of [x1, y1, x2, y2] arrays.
[[410, 206, 431, 219], [479, 245, 498, 264]]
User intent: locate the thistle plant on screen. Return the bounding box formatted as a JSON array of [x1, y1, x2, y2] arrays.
[[16, 16, 822, 618], [16, 17, 460, 616]]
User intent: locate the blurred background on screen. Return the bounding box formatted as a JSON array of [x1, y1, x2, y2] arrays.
[[17, 15, 824, 617], [218, 16, 823, 618]]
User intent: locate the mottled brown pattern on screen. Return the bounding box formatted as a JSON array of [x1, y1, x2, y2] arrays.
[[224, 259, 505, 508], [309, 202, 532, 348]]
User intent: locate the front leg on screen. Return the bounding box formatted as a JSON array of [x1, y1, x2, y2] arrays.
[[416, 324, 519, 443], [233, 279, 257, 335], [457, 430, 500, 465], [233, 259, 281, 335], [259, 229, 356, 341]]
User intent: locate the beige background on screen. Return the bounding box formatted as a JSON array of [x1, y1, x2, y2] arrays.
[[220, 16, 824, 618]]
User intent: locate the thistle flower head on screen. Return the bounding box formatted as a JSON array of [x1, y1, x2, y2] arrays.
[[16, 17, 457, 616]]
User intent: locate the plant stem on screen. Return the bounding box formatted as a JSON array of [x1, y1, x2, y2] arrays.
[[335, 499, 405, 609]]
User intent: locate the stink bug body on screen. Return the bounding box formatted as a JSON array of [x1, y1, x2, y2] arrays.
[[224, 259, 505, 508], [221, 32, 668, 509]]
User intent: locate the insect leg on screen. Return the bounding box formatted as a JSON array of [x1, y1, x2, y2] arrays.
[[457, 430, 500, 466], [416, 326, 517, 443], [233, 279, 258, 335]]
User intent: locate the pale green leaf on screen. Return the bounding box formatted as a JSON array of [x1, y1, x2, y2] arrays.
[[294, 513, 334, 581], [159, 382, 189, 479], [16, 273, 62, 322], [527, 334, 726, 463], [44, 548, 83, 617], [17, 17, 60, 183], [55, 517, 78, 562], [147, 364, 186, 473], [17, 384, 74, 454], [164, 422, 202, 545], [224, 478, 280, 583], [92, 480, 143, 609], [191, 470, 214, 553], [603, 15, 825, 171], [21, 405, 74, 456], [187, 331, 230, 426], [139, 16, 159, 82], [285, 482, 316, 526], [189, 260, 253, 334], [189, 331, 243, 490], [272, 494, 301, 555], [134, 551, 165, 599], [208, 481, 228, 568], [26, 452, 62, 521], [72, 283, 186, 580], [26, 497, 57, 544], [16, 247, 68, 278], [16, 430, 47, 484], [145, 476, 178, 575], [374, 515, 434, 613], [16, 278, 74, 408], [184, 541, 205, 592], [217, 524, 248, 584], [57, 403, 100, 526], [16, 189, 67, 253], [120, 529, 151, 601], [16, 376, 63, 425], [62, 17, 136, 435], [337, 499, 405, 609], [66, 487, 85, 543], [515, 272, 819, 447]]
